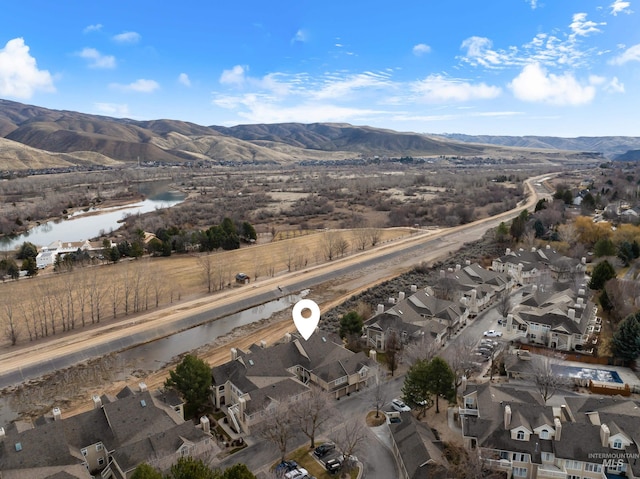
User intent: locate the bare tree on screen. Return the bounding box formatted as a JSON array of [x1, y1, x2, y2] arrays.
[[367, 228, 382, 247], [354, 228, 369, 251], [447, 337, 479, 397], [256, 402, 297, 463], [530, 350, 568, 404], [371, 366, 388, 419], [404, 334, 439, 366], [3, 297, 20, 345], [335, 235, 350, 258], [496, 290, 512, 319], [322, 231, 339, 261], [291, 388, 332, 448], [331, 416, 368, 473], [197, 253, 215, 293]]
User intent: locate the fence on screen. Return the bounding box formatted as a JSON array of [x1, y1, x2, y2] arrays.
[[589, 380, 631, 397]]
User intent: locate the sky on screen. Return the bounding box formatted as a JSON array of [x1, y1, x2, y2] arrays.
[[0, 1, 639, 137]]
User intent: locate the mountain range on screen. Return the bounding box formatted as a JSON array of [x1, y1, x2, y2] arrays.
[[0, 99, 636, 170]]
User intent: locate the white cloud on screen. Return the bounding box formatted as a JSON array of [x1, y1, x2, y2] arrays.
[[0, 38, 55, 98], [610, 43, 640, 64], [411, 75, 501, 102], [509, 63, 596, 105], [610, 0, 632, 15], [94, 102, 130, 117], [291, 29, 309, 43], [220, 65, 247, 86], [83, 24, 103, 34], [605, 76, 625, 93], [528, 0, 538, 9], [460, 36, 511, 68], [569, 13, 605, 39], [110, 79, 159, 93], [313, 71, 392, 100], [412, 43, 431, 56], [113, 31, 141, 44], [79, 48, 116, 69], [178, 73, 191, 87]]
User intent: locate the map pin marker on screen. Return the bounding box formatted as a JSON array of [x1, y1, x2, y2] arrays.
[[292, 299, 320, 340]]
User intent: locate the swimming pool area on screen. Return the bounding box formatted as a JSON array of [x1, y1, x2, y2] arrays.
[[552, 365, 623, 384]]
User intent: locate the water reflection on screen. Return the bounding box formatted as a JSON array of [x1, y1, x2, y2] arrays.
[[0, 192, 185, 250]]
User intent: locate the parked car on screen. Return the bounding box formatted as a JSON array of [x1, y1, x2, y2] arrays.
[[284, 468, 310, 479], [325, 458, 342, 474], [276, 460, 299, 474], [483, 330, 503, 338], [314, 442, 336, 458], [480, 339, 498, 348], [476, 347, 494, 356], [391, 398, 411, 412]]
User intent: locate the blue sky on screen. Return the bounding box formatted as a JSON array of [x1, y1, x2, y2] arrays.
[[0, 0, 638, 136]]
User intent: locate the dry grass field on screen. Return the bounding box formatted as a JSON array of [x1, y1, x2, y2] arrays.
[[0, 227, 414, 348]]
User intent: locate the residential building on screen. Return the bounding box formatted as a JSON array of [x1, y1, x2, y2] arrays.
[[492, 247, 586, 286], [388, 411, 449, 479], [36, 239, 106, 269], [460, 383, 640, 479], [211, 332, 372, 434], [0, 385, 214, 479]]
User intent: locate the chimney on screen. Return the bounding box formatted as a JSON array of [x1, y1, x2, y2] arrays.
[[411, 285, 418, 293], [388, 297, 395, 305], [554, 417, 562, 441], [531, 247, 537, 252], [568, 309, 576, 321], [200, 416, 210, 434], [471, 289, 477, 300], [456, 264, 461, 271], [506, 248, 511, 255], [546, 244, 551, 250], [532, 285, 538, 293], [582, 257, 586, 264], [0, 427, 5, 438], [92, 394, 102, 409], [600, 424, 610, 447], [369, 350, 377, 361], [139, 382, 147, 392], [284, 332, 292, 343], [52, 407, 61, 421], [238, 397, 246, 415], [398, 292, 405, 301], [504, 405, 512, 429], [461, 376, 468, 393], [465, 259, 471, 266], [578, 288, 585, 296], [231, 347, 238, 360], [440, 270, 445, 278], [260, 340, 267, 349], [377, 304, 384, 314]]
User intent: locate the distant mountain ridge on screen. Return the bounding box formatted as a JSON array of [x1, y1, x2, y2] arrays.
[[440, 133, 640, 159], [0, 98, 622, 170]]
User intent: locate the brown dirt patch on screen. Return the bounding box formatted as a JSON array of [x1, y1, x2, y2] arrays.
[[366, 410, 386, 427]]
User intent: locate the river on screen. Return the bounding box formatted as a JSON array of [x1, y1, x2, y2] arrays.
[[0, 290, 307, 425], [0, 190, 185, 250]]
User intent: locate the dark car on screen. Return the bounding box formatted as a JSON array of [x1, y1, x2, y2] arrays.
[[314, 442, 336, 458], [325, 458, 342, 474], [275, 460, 299, 475]]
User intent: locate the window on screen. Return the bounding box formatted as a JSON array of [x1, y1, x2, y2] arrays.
[[516, 430, 525, 440], [565, 460, 580, 470], [585, 463, 602, 473], [96, 443, 103, 451], [542, 452, 553, 462], [539, 429, 549, 439], [613, 439, 623, 449], [81, 448, 88, 457], [512, 453, 526, 462], [335, 376, 347, 385], [568, 475, 580, 479], [513, 467, 527, 477], [218, 385, 225, 392], [97, 457, 105, 466]]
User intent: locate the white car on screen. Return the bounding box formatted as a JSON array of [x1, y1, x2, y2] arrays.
[[483, 330, 503, 338], [391, 398, 411, 412]]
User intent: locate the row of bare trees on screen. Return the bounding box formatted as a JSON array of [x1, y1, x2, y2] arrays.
[[0, 261, 173, 345]]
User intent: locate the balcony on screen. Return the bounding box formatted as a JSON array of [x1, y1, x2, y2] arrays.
[[458, 407, 479, 416], [537, 465, 567, 478], [483, 458, 512, 472]]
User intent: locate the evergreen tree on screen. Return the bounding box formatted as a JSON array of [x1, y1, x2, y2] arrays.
[[131, 463, 163, 479], [165, 354, 212, 418], [402, 359, 431, 419], [339, 311, 363, 339], [611, 312, 640, 362], [424, 356, 455, 413], [167, 457, 220, 479], [588, 260, 616, 290]]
